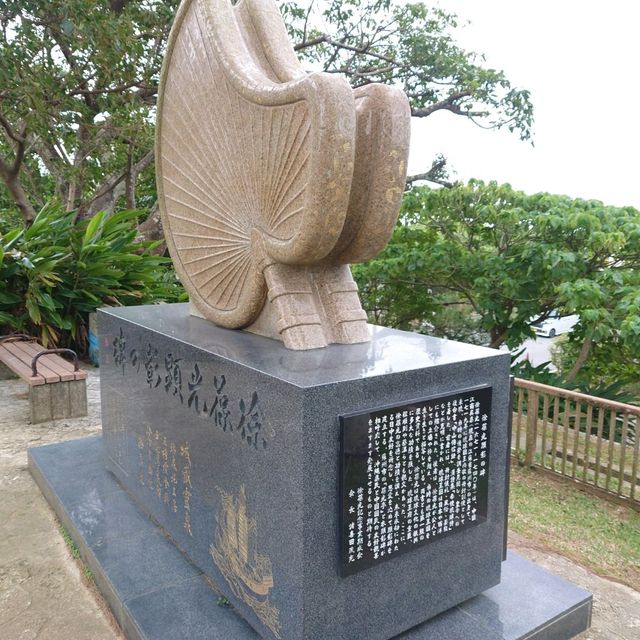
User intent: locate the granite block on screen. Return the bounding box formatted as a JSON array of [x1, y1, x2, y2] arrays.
[[123, 575, 258, 640], [28, 436, 592, 640], [97, 303, 513, 640]]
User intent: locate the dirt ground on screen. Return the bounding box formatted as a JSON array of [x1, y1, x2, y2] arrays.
[[1, 370, 638, 640]]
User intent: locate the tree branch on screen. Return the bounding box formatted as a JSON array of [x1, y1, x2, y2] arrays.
[[125, 144, 135, 209], [406, 157, 455, 189], [0, 152, 37, 224], [136, 201, 166, 254], [410, 91, 472, 118], [0, 109, 35, 222], [294, 33, 397, 66], [80, 147, 155, 218], [12, 126, 27, 176], [489, 327, 508, 349], [109, 0, 132, 14], [0, 111, 22, 145], [131, 148, 155, 181]]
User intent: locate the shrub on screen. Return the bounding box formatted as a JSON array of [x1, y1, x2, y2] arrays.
[[0, 203, 185, 352]]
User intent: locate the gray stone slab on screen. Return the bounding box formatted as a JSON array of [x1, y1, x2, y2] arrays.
[[100, 302, 508, 388], [97, 303, 513, 640], [28, 436, 592, 640]]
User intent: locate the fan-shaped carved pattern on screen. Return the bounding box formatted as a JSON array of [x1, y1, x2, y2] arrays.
[[157, 0, 410, 349]]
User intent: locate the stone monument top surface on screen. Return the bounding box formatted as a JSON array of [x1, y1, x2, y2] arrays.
[[101, 303, 508, 388], [156, 0, 411, 351]]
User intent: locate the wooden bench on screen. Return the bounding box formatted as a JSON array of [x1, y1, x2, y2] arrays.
[[0, 335, 88, 423]]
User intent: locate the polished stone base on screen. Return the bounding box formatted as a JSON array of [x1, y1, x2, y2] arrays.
[[97, 303, 515, 640], [29, 436, 592, 640]]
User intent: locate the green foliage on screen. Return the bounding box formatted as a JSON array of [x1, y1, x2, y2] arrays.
[[288, 0, 533, 140], [0, 0, 178, 216], [354, 180, 640, 392], [0, 202, 184, 350], [0, 1, 533, 222], [552, 338, 639, 398], [0, 206, 23, 233], [59, 524, 81, 560], [511, 355, 637, 406]]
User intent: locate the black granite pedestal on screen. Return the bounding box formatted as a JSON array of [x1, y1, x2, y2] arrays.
[[96, 303, 515, 640], [29, 436, 593, 640]]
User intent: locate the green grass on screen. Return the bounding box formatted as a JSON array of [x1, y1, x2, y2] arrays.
[[509, 464, 640, 590], [59, 524, 94, 583], [60, 525, 81, 559]]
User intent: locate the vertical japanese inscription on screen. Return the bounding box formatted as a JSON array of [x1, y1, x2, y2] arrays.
[[339, 386, 491, 576], [136, 426, 194, 537]]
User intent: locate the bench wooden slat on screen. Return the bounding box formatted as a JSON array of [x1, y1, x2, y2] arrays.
[[1, 342, 60, 383], [0, 344, 46, 385], [1, 337, 88, 422], [10, 341, 67, 381], [21, 341, 87, 381], [17, 341, 76, 382], [1, 338, 88, 382], [9, 341, 66, 383], [0, 343, 38, 376]]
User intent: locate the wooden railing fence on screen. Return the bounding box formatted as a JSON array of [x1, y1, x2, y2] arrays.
[[512, 378, 640, 509]]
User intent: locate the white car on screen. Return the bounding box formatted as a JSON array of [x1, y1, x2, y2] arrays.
[[532, 312, 579, 338]]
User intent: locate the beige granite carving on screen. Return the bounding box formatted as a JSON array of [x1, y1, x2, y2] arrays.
[[156, 0, 410, 350]]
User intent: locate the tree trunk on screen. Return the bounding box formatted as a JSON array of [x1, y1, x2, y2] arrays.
[[66, 124, 89, 212], [3, 172, 37, 224], [137, 202, 166, 254], [565, 338, 592, 383], [79, 148, 154, 219], [84, 181, 125, 218], [489, 327, 507, 349]]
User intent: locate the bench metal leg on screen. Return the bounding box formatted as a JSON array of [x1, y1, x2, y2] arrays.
[[29, 379, 88, 423]]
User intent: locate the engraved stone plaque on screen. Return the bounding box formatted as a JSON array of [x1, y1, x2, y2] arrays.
[[339, 386, 492, 576]]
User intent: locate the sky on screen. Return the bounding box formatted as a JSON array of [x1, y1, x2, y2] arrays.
[[407, 1, 640, 208]]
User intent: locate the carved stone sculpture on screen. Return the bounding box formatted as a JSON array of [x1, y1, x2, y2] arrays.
[[156, 0, 411, 350]]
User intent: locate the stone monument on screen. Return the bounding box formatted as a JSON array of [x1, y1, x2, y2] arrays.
[[28, 1, 592, 639]]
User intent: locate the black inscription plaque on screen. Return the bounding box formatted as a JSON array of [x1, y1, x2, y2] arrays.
[[339, 386, 492, 576]]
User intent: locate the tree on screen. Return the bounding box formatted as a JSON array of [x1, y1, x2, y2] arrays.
[[0, 0, 533, 227], [0, 0, 177, 224], [353, 180, 640, 385]]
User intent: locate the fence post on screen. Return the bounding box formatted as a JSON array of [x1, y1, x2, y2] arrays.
[[525, 390, 539, 467]]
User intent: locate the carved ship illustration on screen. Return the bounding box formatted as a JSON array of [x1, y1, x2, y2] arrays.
[[212, 485, 274, 596], [210, 485, 281, 637]]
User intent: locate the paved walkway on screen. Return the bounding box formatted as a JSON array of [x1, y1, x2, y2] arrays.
[[0, 370, 638, 639]]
